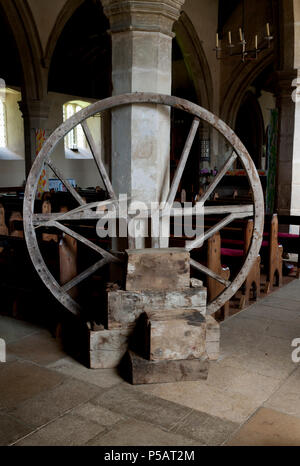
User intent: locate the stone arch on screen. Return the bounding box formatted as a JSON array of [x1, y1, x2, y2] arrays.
[[44, 0, 85, 69], [220, 51, 275, 128], [0, 0, 45, 101], [174, 11, 213, 111]]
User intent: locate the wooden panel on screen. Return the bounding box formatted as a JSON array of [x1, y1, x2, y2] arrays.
[[144, 309, 206, 361], [207, 232, 230, 319], [265, 214, 283, 293], [89, 327, 134, 369], [0, 204, 8, 236], [107, 288, 207, 328], [126, 248, 190, 292]]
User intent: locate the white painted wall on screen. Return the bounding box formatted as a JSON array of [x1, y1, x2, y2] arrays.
[[0, 89, 106, 189], [0, 88, 26, 187], [46, 92, 106, 190]]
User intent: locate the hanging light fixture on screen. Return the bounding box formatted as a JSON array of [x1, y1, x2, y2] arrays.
[[214, 0, 274, 62]]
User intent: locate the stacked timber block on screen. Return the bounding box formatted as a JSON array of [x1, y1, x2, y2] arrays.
[[88, 248, 220, 383], [126, 306, 209, 385]]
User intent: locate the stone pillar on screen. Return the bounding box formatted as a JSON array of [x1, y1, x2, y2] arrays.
[[275, 70, 297, 215], [19, 100, 50, 178], [102, 0, 185, 211]]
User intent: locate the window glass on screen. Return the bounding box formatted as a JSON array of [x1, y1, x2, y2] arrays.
[[63, 103, 86, 150]]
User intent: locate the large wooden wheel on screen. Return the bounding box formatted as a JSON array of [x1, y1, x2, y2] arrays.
[[23, 93, 264, 318]]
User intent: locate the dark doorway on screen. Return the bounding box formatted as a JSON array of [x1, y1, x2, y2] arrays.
[[235, 91, 265, 168]]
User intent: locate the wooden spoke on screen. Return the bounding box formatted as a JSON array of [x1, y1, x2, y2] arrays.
[[166, 117, 200, 207], [170, 204, 254, 218], [150, 207, 160, 248], [62, 258, 109, 292], [197, 151, 238, 204], [190, 259, 231, 287], [47, 160, 86, 206], [81, 121, 116, 200], [203, 204, 254, 216], [33, 199, 116, 227], [50, 221, 121, 263], [186, 211, 252, 251]]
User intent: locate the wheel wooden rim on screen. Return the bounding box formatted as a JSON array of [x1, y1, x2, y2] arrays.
[[23, 93, 264, 317]]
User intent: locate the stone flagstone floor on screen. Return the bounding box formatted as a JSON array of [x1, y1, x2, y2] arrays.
[[1, 279, 300, 446]]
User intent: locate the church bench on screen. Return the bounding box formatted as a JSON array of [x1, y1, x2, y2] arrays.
[[264, 214, 300, 278]]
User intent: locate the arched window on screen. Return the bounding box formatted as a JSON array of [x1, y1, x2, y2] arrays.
[[0, 100, 7, 148], [63, 102, 87, 150]]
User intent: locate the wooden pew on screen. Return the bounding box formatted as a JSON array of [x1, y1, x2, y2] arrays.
[[265, 214, 300, 278], [0, 204, 8, 253], [220, 219, 261, 309], [59, 205, 78, 300], [9, 211, 23, 237], [42, 200, 58, 243], [207, 233, 230, 319], [239, 220, 261, 308], [211, 212, 283, 297], [263, 214, 283, 293]]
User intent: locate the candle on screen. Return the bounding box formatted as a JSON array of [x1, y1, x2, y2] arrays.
[[266, 22, 270, 37], [216, 33, 219, 48], [239, 28, 243, 42], [228, 31, 232, 45], [255, 34, 258, 49]]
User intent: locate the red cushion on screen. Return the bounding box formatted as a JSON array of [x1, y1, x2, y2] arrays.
[[278, 232, 299, 239], [221, 248, 244, 257], [263, 232, 298, 239], [222, 239, 244, 246]]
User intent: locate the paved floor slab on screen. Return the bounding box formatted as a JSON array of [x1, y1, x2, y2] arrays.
[[7, 331, 66, 366], [264, 367, 300, 418], [91, 383, 194, 431], [226, 408, 300, 446], [6, 378, 101, 429], [0, 413, 32, 446], [85, 418, 196, 446], [15, 412, 106, 446], [0, 360, 65, 410], [1, 278, 300, 446], [0, 316, 40, 344], [48, 357, 123, 389]]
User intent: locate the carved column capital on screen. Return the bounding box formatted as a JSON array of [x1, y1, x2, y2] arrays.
[[102, 0, 186, 36], [18, 100, 50, 125], [275, 69, 298, 100]]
